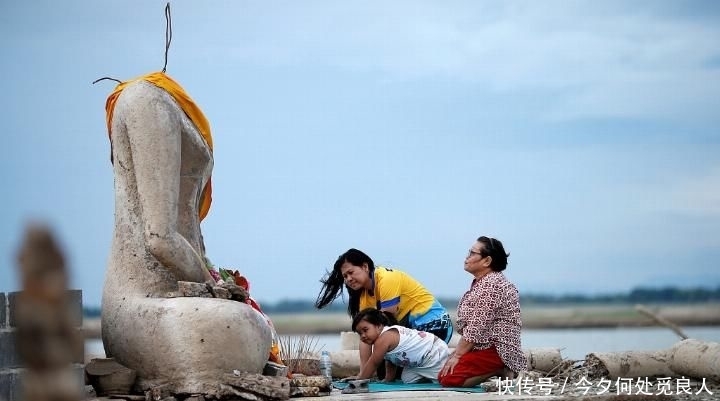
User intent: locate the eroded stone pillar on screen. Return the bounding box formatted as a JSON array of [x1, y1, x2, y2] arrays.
[[13, 224, 84, 401]]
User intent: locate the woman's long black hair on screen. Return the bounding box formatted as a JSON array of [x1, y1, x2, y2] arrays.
[[314, 248, 375, 318]]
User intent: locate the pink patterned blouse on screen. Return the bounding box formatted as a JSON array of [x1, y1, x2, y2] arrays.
[[456, 271, 528, 373]]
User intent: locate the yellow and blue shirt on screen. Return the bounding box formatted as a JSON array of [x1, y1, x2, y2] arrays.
[[359, 266, 448, 328]]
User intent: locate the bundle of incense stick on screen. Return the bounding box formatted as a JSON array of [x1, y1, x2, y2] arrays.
[[277, 334, 324, 373]]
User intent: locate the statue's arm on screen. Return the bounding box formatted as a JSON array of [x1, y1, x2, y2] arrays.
[[125, 94, 212, 283]]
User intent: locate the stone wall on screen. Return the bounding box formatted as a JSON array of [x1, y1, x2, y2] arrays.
[[0, 290, 85, 401]]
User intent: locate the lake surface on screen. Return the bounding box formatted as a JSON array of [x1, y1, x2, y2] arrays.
[[86, 326, 720, 361], [521, 326, 720, 360]]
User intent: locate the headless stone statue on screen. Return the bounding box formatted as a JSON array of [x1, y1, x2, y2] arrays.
[[101, 74, 271, 394]]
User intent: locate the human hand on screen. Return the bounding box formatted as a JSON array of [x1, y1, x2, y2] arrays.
[[440, 354, 460, 376]]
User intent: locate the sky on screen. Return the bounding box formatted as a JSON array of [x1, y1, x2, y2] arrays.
[[1, 1, 719, 308]]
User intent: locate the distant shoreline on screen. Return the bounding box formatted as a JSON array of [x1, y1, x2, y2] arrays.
[[81, 302, 720, 338]]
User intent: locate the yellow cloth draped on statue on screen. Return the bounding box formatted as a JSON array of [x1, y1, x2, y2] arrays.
[[104, 71, 213, 220]]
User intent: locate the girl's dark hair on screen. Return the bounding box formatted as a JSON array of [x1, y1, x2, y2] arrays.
[[478, 236, 510, 272], [314, 248, 375, 318], [351, 308, 398, 332]]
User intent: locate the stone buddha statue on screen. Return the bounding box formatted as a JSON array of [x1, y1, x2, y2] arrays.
[[101, 72, 272, 394]]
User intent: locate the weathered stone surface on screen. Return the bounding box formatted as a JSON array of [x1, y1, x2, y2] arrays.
[[586, 350, 675, 379], [669, 338, 720, 382], [102, 80, 271, 395], [211, 286, 230, 299], [222, 372, 290, 400], [146, 383, 172, 401], [114, 396, 146, 401], [217, 384, 262, 401], [524, 347, 563, 373], [84, 384, 96, 398], [216, 282, 249, 302], [177, 281, 212, 298]]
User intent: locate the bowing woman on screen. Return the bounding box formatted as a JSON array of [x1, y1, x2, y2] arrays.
[[315, 248, 453, 378]]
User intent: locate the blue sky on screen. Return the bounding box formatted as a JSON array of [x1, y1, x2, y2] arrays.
[[1, 1, 719, 308]]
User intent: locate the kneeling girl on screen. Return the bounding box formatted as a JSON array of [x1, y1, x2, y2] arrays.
[[350, 308, 450, 383]]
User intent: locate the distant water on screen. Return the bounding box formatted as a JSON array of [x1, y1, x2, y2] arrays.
[[522, 326, 720, 360], [86, 326, 720, 362]]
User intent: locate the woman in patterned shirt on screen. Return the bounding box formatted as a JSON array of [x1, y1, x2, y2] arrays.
[[438, 236, 528, 387]]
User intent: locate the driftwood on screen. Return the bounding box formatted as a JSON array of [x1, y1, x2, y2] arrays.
[[635, 304, 689, 339], [14, 225, 84, 401], [584, 350, 675, 379], [669, 338, 720, 382], [523, 347, 563, 373]]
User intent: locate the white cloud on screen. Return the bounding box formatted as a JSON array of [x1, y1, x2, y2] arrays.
[[194, 2, 720, 124]]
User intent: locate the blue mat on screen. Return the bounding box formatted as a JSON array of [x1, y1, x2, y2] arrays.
[[332, 380, 485, 393]]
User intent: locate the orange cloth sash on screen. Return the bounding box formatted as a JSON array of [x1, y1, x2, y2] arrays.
[[104, 72, 213, 220]]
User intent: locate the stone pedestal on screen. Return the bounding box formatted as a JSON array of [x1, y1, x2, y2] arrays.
[[102, 295, 272, 395]]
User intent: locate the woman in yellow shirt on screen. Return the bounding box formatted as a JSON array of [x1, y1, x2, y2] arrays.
[[315, 248, 453, 379]]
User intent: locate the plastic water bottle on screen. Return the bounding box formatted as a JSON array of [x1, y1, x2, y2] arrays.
[[319, 350, 332, 380]]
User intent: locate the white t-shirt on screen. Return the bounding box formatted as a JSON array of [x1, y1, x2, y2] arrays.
[[381, 325, 450, 383]]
